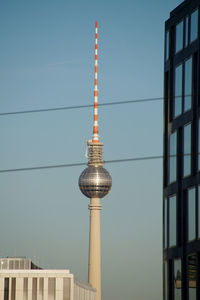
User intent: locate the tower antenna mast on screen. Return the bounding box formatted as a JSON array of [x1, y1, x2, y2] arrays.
[[93, 21, 99, 143]]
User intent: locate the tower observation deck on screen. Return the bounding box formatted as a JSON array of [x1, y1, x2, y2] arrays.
[[78, 21, 112, 300]]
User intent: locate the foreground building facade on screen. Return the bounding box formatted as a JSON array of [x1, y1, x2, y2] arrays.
[[0, 258, 96, 300], [163, 0, 200, 299]]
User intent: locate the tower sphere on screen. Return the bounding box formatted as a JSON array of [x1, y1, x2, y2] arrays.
[[79, 166, 112, 199]]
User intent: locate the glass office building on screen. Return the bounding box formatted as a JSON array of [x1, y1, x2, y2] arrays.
[[163, 0, 200, 299]]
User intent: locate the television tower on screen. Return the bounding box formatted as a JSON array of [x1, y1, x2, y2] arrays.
[[79, 21, 112, 300]]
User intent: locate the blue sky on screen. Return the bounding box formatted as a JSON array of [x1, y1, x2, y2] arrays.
[[0, 1, 183, 299]]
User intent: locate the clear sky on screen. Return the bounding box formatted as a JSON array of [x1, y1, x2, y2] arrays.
[[0, 1, 183, 299]]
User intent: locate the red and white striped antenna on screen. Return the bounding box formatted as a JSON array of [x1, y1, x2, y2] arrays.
[[92, 21, 99, 143]]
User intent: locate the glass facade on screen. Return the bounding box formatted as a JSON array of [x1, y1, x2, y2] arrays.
[[164, 199, 167, 248], [169, 131, 177, 183], [164, 262, 168, 300], [185, 16, 189, 47], [184, 57, 192, 112], [188, 188, 196, 241], [190, 9, 198, 43], [174, 259, 182, 300], [198, 119, 200, 170], [169, 195, 176, 247], [198, 186, 200, 238], [183, 123, 191, 177], [188, 254, 197, 300], [164, 3, 200, 300], [176, 20, 184, 53], [174, 64, 183, 117], [166, 31, 169, 60]]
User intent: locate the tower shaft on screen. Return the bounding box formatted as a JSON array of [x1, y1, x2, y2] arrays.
[[88, 198, 102, 300]]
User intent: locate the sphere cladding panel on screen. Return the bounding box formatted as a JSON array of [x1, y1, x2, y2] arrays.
[[79, 166, 112, 198]]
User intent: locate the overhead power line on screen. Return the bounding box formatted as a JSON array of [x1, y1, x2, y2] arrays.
[[0, 153, 194, 173], [0, 95, 187, 117], [0, 155, 163, 173]]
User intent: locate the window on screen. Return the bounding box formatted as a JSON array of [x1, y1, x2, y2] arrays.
[[198, 186, 200, 238], [174, 64, 183, 118], [48, 278, 55, 300], [164, 199, 167, 248], [63, 278, 70, 300], [32, 278, 37, 300], [176, 20, 184, 53], [188, 254, 197, 300], [165, 31, 169, 60], [188, 187, 196, 241], [164, 262, 168, 300], [169, 195, 176, 247], [174, 259, 182, 300], [190, 9, 198, 43], [11, 278, 16, 300], [198, 119, 200, 170], [183, 123, 191, 177], [23, 278, 28, 300], [184, 57, 192, 112], [185, 16, 189, 47], [169, 131, 177, 183], [39, 278, 44, 299], [4, 278, 9, 300]]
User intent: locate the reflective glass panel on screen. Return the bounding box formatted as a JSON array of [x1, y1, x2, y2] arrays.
[[184, 57, 192, 112], [174, 259, 182, 300], [166, 31, 169, 60], [190, 9, 198, 43], [188, 254, 197, 300], [164, 262, 168, 300], [169, 195, 176, 247], [174, 64, 182, 118], [198, 119, 200, 170], [176, 20, 184, 53], [188, 188, 196, 241], [164, 199, 167, 248], [184, 123, 191, 177], [198, 186, 200, 238], [185, 16, 189, 47], [169, 132, 177, 183]]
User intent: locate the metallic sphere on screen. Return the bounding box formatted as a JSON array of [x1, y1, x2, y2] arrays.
[[79, 166, 112, 198]]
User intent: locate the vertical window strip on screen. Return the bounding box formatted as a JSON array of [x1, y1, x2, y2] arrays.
[[164, 262, 168, 300], [166, 31, 169, 61], [185, 16, 189, 47], [190, 9, 198, 43], [174, 64, 183, 118], [183, 123, 191, 177], [164, 199, 168, 248], [169, 195, 177, 247], [174, 259, 182, 300], [188, 187, 196, 241], [169, 131, 177, 183], [198, 186, 200, 238], [176, 20, 184, 53], [184, 57, 192, 112]]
